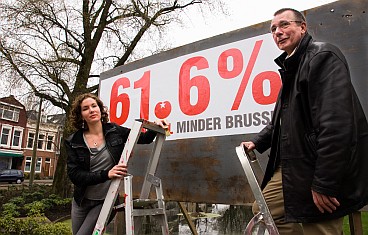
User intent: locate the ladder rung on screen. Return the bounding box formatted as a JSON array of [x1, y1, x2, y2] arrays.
[[113, 204, 126, 212], [133, 208, 166, 217], [113, 199, 161, 210], [134, 198, 160, 205]]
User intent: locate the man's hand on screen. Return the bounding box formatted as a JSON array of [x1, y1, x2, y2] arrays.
[[241, 141, 256, 151], [311, 190, 340, 213]]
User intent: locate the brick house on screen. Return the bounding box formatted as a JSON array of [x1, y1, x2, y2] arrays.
[[0, 95, 27, 170], [23, 111, 64, 179]]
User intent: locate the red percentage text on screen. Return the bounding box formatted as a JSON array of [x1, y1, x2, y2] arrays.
[[109, 40, 281, 125]]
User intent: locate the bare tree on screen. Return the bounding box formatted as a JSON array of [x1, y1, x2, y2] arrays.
[[0, 0, 225, 197]]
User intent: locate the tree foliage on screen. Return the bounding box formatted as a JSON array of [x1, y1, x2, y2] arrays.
[[0, 0, 225, 197]]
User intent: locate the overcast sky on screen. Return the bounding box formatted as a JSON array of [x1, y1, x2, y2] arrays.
[[168, 0, 337, 48]]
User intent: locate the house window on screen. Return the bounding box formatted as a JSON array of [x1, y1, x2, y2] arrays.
[[12, 129, 22, 148], [27, 132, 35, 148], [0, 105, 20, 122], [36, 157, 42, 172], [24, 156, 42, 173], [37, 134, 45, 149], [25, 157, 31, 172], [46, 136, 54, 150], [0, 126, 11, 146]]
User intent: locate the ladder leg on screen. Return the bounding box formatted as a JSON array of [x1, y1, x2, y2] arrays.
[[134, 174, 169, 235], [140, 133, 165, 197], [93, 179, 122, 235], [125, 175, 134, 235], [93, 121, 144, 235], [178, 202, 198, 235], [235, 146, 279, 235], [135, 134, 166, 234], [155, 178, 169, 235]]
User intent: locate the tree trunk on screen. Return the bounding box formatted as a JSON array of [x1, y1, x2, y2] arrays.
[[52, 140, 72, 198], [52, 111, 74, 198]]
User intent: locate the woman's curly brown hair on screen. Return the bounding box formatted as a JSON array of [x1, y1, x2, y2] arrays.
[[69, 93, 109, 130]]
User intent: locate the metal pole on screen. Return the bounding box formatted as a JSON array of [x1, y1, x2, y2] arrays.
[[29, 98, 42, 187]]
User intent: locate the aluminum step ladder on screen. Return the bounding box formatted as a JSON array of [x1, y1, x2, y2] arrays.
[[93, 119, 169, 235], [235, 145, 279, 235]]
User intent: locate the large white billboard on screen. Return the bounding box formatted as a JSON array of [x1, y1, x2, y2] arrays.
[[99, 34, 281, 140]]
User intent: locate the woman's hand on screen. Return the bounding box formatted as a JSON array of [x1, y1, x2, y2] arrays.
[[108, 163, 128, 179], [154, 119, 169, 129]]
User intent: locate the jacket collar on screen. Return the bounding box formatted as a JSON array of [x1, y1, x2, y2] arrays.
[[274, 32, 313, 72]]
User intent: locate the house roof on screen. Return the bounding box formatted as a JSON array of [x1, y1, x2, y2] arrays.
[[0, 95, 25, 109], [47, 113, 66, 125], [26, 110, 65, 125]]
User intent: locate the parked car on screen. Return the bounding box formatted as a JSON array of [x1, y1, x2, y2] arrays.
[[0, 169, 24, 184]]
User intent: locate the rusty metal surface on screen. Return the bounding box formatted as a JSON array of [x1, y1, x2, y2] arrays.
[[128, 134, 260, 204], [105, 0, 368, 205]]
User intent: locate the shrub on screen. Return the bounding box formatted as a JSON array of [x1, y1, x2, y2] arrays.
[[2, 202, 20, 217], [0, 215, 17, 234], [0, 216, 71, 235], [9, 196, 25, 205], [33, 222, 71, 235], [25, 201, 48, 217], [0, 184, 72, 234]]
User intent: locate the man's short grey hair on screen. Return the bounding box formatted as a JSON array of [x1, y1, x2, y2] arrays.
[[274, 8, 306, 22]]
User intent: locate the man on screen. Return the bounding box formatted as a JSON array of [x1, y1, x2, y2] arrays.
[[242, 8, 368, 234]]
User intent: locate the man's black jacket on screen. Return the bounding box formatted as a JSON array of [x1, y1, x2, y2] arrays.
[[252, 33, 368, 222]]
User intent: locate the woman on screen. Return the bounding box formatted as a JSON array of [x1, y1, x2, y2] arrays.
[[65, 93, 168, 235]]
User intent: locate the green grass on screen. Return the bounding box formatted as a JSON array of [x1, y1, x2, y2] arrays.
[[343, 212, 368, 235]]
